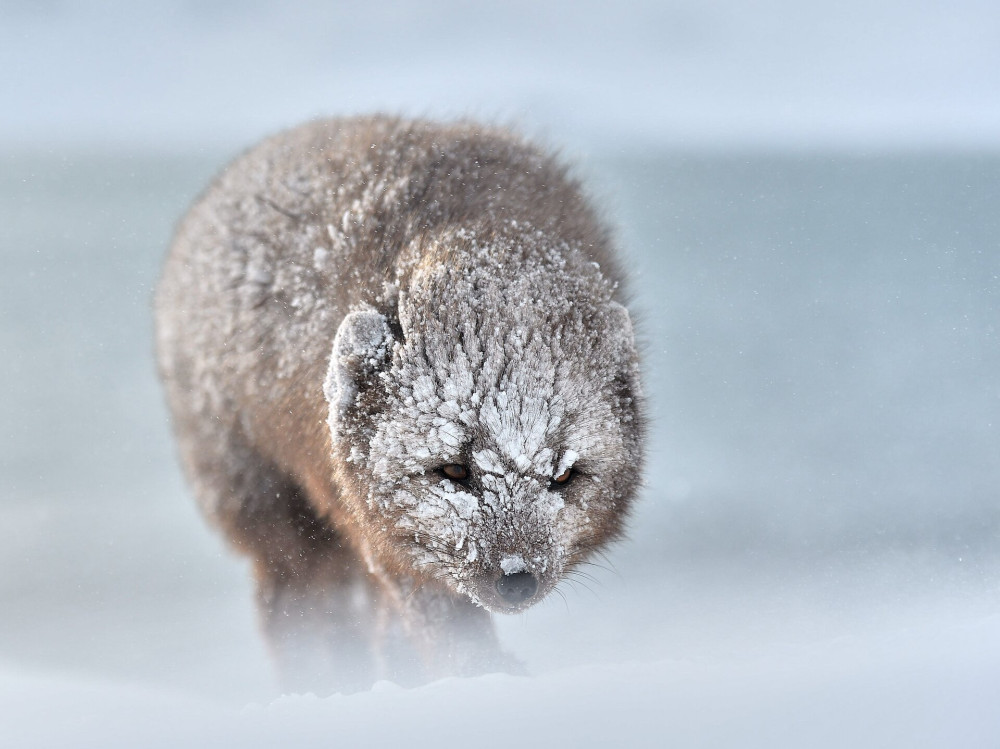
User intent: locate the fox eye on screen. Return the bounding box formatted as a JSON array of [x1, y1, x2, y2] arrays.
[[551, 467, 574, 486], [439, 464, 469, 481]]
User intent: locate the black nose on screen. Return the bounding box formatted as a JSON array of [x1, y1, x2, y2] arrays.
[[495, 572, 538, 605]]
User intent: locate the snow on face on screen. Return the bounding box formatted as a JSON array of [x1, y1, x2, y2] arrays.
[[351, 227, 639, 606]]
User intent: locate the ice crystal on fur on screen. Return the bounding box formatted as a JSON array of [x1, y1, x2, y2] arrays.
[[342, 227, 642, 605]]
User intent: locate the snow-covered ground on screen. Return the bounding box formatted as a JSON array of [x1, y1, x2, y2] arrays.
[[3, 544, 1000, 747], [2, 3, 999, 746], [5, 591, 1000, 748]]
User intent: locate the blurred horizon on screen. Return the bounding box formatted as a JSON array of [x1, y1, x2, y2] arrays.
[[2, 0, 1000, 153]]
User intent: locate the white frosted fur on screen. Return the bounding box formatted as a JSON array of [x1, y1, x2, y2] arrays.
[[500, 555, 526, 575], [329, 227, 640, 604], [557, 449, 580, 477]]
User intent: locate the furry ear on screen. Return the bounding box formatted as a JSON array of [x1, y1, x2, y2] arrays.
[[607, 301, 643, 399], [608, 301, 635, 357], [324, 308, 394, 442]]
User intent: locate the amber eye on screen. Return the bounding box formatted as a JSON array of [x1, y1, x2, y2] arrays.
[[552, 467, 574, 486], [439, 464, 469, 481]]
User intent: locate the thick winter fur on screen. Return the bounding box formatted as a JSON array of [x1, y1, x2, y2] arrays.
[[155, 116, 645, 693]]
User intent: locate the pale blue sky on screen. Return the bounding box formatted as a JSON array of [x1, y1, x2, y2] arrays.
[[3, 0, 999, 150]]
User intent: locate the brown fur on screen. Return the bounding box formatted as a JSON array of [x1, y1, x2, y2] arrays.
[[155, 116, 644, 693]]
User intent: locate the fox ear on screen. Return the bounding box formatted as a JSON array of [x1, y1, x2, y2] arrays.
[[324, 308, 394, 442], [608, 301, 636, 346], [607, 301, 643, 399], [607, 301, 639, 364]]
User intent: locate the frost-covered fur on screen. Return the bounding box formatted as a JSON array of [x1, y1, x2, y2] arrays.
[[155, 116, 645, 693]]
